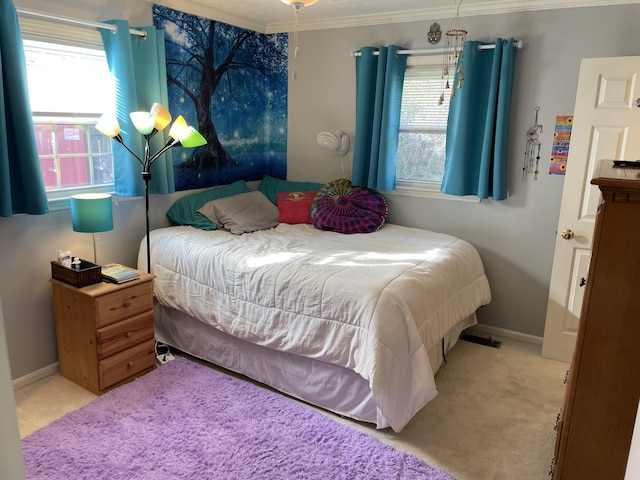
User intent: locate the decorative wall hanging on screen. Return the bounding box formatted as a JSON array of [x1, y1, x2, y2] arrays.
[[427, 23, 442, 45], [152, 5, 288, 191], [522, 107, 543, 181], [549, 115, 574, 175], [439, 0, 467, 105]]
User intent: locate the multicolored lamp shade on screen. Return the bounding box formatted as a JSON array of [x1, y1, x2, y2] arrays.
[[95, 103, 207, 273], [70, 193, 113, 264]]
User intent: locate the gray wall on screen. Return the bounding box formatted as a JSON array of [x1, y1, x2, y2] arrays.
[[287, 4, 640, 337], [3, 0, 640, 380]]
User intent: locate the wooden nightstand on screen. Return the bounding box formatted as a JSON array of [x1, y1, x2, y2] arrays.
[[51, 270, 156, 395]]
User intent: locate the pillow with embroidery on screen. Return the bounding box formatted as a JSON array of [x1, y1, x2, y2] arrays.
[[259, 175, 325, 205], [276, 190, 319, 224]]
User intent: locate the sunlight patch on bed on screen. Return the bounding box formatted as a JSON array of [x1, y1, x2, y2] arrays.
[[358, 249, 442, 262], [313, 249, 442, 267], [246, 251, 306, 268]]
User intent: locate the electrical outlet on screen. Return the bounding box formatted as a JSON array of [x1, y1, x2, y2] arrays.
[[156, 351, 175, 365]]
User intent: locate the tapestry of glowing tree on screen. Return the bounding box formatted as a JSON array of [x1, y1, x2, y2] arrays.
[[153, 5, 288, 190]]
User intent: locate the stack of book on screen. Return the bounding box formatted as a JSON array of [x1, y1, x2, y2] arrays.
[[101, 263, 140, 284]]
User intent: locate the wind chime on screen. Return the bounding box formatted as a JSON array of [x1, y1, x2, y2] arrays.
[[439, 0, 467, 105], [522, 107, 543, 181]]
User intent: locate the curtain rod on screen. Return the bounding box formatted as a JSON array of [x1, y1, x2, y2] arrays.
[[351, 39, 524, 57], [16, 8, 147, 38]]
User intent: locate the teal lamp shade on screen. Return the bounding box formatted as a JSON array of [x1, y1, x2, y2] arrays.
[[71, 194, 113, 233], [71, 194, 113, 265]]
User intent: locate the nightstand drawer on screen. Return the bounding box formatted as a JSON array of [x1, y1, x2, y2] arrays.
[[95, 282, 153, 328], [96, 311, 154, 360], [99, 339, 155, 390]]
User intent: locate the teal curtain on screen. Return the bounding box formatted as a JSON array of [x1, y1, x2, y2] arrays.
[[352, 45, 407, 191], [441, 38, 518, 200], [0, 0, 49, 216], [100, 21, 174, 197]]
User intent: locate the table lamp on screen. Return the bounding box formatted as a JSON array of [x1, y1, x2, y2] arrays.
[[70, 193, 113, 264]]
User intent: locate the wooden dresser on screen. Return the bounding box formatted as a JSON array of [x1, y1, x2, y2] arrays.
[[51, 271, 156, 395], [552, 161, 640, 479]]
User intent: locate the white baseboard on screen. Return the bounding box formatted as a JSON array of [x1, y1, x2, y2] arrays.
[[465, 324, 543, 346], [12, 363, 59, 391]]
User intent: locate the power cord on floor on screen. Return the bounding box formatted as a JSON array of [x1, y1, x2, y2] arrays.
[[155, 341, 175, 365]]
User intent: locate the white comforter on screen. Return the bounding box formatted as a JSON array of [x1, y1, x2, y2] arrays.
[[143, 223, 491, 432]]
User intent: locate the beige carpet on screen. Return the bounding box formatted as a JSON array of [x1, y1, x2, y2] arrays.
[[15, 335, 567, 480]]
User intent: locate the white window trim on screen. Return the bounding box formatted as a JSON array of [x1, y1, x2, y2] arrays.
[[385, 181, 480, 203]]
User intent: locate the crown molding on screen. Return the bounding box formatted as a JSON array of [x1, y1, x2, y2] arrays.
[[148, 0, 640, 34], [148, 0, 266, 34], [267, 0, 640, 33]]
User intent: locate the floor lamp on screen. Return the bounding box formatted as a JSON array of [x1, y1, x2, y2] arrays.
[[70, 193, 113, 265], [95, 103, 206, 273]]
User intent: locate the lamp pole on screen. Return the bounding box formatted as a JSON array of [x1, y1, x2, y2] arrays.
[[96, 104, 207, 275], [142, 169, 152, 274]]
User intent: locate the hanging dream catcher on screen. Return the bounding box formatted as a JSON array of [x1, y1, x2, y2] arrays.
[[523, 107, 543, 181]]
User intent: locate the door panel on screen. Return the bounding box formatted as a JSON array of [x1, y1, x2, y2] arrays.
[[542, 56, 640, 362]]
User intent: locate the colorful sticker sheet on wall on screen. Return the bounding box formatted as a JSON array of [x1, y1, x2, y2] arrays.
[[549, 116, 574, 175]]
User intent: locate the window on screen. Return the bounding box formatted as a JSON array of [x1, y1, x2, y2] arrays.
[[394, 55, 460, 199], [23, 39, 115, 201]]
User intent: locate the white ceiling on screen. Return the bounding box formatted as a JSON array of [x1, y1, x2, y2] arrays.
[[148, 0, 640, 33]]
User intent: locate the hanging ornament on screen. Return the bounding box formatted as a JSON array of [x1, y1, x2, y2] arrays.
[[427, 23, 442, 45], [440, 0, 467, 105], [522, 107, 543, 181]]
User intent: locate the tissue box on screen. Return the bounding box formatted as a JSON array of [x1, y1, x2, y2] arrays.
[[51, 259, 102, 287]]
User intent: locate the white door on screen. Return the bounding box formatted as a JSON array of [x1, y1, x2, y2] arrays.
[[542, 56, 640, 362]]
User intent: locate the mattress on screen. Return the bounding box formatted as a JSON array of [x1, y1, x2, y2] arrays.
[[140, 223, 491, 431]]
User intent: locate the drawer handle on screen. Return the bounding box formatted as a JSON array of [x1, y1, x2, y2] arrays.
[[127, 361, 134, 368], [110, 302, 131, 311], [126, 332, 133, 338]]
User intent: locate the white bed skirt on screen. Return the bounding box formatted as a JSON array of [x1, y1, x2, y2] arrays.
[[154, 303, 476, 429]]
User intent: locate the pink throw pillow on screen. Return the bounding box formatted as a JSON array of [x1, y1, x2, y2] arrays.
[[277, 190, 319, 224]]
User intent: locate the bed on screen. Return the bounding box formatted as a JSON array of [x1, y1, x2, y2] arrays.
[[139, 188, 491, 432]]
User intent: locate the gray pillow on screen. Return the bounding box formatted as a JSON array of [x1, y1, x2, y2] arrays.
[[197, 191, 280, 235]]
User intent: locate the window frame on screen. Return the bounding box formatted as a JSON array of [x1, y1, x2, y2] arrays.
[[32, 114, 114, 201], [20, 20, 116, 210], [386, 54, 479, 203]]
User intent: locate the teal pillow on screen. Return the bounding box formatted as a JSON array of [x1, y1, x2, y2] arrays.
[[259, 175, 325, 205], [166, 180, 251, 230]]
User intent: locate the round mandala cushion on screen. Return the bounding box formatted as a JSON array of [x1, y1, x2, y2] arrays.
[[311, 179, 388, 234]]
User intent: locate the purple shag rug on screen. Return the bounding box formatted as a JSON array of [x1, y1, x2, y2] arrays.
[[22, 357, 455, 480]]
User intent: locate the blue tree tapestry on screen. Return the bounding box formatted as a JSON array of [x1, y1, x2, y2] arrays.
[[152, 5, 288, 191]]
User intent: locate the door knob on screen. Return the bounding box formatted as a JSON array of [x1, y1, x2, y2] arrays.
[[561, 229, 574, 240]]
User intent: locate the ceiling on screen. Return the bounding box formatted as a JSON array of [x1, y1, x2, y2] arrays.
[[148, 0, 639, 33]]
